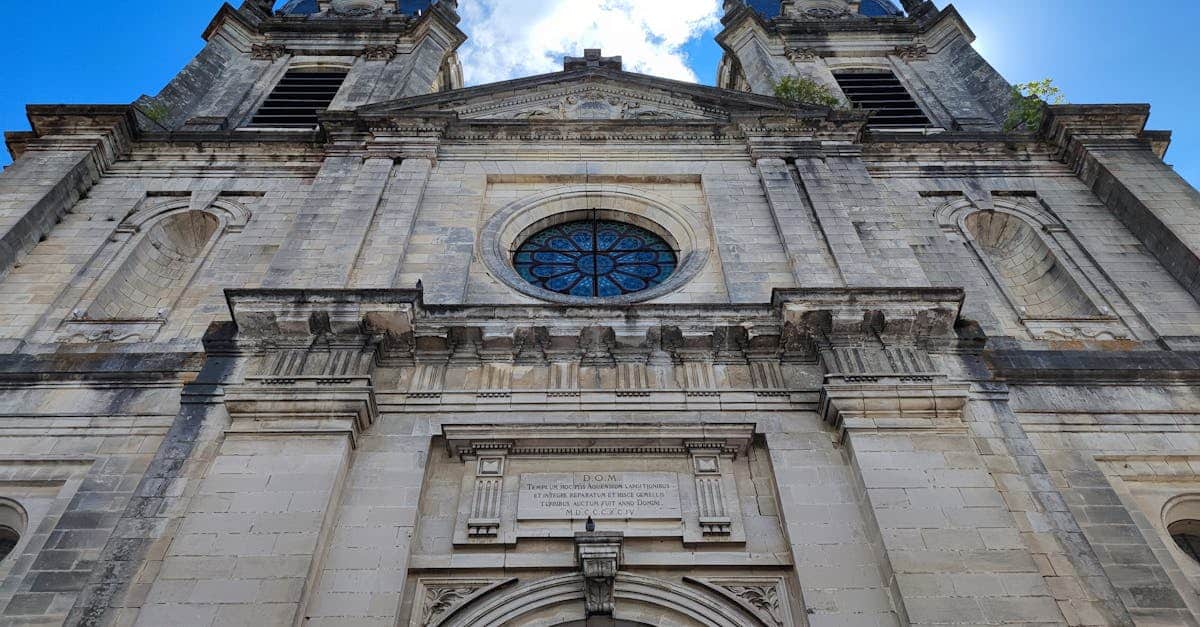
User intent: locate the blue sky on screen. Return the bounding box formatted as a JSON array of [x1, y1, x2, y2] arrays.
[[0, 1, 1197, 187]]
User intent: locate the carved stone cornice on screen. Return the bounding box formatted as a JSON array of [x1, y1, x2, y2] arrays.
[[224, 376, 378, 446], [736, 110, 869, 160], [1040, 104, 1159, 169], [216, 290, 421, 446], [20, 105, 139, 157], [783, 46, 821, 61], [818, 379, 971, 439], [442, 423, 756, 461], [213, 288, 974, 376], [775, 287, 964, 347]]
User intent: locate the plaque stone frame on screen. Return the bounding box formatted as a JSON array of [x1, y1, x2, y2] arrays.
[[445, 423, 754, 546]]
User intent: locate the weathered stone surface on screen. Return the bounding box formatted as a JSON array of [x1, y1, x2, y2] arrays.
[[0, 1, 1198, 625]]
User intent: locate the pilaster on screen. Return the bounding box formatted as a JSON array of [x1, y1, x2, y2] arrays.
[[755, 157, 843, 287], [1046, 105, 1200, 308], [0, 106, 136, 281], [781, 289, 1066, 625], [349, 155, 434, 289], [134, 291, 411, 625], [263, 154, 397, 288]]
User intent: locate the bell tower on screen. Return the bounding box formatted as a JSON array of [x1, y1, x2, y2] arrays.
[[137, 0, 465, 132], [717, 0, 1011, 131]]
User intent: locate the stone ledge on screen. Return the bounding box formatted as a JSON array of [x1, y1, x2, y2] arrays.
[[223, 378, 377, 446], [0, 352, 203, 382], [819, 378, 971, 438], [986, 349, 1200, 383]]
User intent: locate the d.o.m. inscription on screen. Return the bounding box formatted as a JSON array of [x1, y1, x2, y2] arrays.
[[517, 472, 682, 520]]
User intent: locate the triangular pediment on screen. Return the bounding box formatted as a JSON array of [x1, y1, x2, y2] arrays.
[[357, 67, 812, 123], [458, 82, 725, 121]]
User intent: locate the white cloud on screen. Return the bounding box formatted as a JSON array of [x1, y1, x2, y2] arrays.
[[457, 0, 722, 86]]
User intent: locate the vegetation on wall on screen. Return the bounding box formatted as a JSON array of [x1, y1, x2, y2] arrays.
[[1004, 79, 1066, 132], [772, 76, 842, 108], [137, 102, 172, 126]]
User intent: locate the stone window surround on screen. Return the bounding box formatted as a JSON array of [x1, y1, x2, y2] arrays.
[[822, 59, 948, 130], [1094, 456, 1200, 616], [479, 184, 711, 305], [234, 58, 355, 130], [935, 196, 1131, 341], [0, 459, 94, 616], [0, 498, 25, 567], [58, 196, 250, 340], [1165, 495, 1200, 569]]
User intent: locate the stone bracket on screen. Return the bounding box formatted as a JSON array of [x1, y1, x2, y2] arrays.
[[818, 379, 971, 441], [575, 531, 624, 616], [224, 376, 378, 447]]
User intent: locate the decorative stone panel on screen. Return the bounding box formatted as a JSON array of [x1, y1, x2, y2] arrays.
[[445, 424, 754, 546]]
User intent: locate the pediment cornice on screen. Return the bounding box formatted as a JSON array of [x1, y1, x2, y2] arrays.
[[356, 67, 821, 122]]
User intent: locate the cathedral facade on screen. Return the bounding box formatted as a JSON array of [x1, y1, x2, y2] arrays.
[[1, 0, 1200, 624]]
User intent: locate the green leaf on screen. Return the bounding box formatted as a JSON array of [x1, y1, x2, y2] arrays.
[[772, 76, 843, 109], [1003, 79, 1066, 132]]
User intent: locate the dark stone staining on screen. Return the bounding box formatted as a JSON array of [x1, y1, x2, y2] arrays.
[[65, 357, 232, 626], [4, 593, 55, 616]]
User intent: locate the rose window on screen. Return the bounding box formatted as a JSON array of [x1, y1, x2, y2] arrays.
[[513, 218, 678, 298]]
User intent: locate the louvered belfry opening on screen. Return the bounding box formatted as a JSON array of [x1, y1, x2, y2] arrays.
[[833, 71, 932, 129], [248, 69, 348, 128]]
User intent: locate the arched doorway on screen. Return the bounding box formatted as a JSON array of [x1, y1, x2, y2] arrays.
[[554, 614, 652, 619], [440, 574, 767, 627]]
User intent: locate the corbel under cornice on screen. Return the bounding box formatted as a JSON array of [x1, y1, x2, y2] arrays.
[[773, 287, 965, 344], [1041, 103, 1171, 163], [8, 104, 139, 162], [202, 3, 262, 44]]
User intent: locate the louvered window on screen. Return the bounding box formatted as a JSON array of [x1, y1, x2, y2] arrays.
[[247, 69, 347, 128], [833, 71, 932, 129]]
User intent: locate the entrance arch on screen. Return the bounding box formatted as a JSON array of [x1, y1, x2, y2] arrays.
[[554, 614, 652, 619], [439, 574, 766, 627]]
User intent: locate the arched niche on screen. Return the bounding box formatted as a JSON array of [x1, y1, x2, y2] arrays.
[[76, 198, 249, 323], [934, 197, 1134, 340], [86, 210, 222, 320], [1164, 495, 1200, 568], [962, 210, 1100, 319]]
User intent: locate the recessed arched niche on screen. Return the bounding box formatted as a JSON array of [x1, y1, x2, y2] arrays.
[[86, 210, 222, 320], [963, 210, 1100, 319]]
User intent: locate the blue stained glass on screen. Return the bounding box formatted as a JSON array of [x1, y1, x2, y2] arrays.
[[548, 273, 581, 292], [533, 252, 576, 264], [513, 218, 678, 298]]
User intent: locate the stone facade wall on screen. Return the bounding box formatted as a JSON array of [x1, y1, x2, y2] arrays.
[[0, 1, 1197, 626]]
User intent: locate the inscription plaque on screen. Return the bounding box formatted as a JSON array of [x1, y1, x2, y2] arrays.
[[517, 472, 682, 520]]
